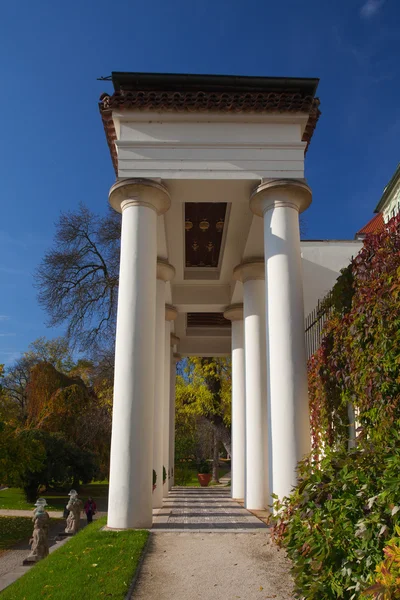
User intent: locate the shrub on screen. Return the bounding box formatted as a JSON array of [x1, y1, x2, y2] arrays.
[[152, 469, 157, 486], [197, 459, 211, 474], [270, 430, 400, 600], [163, 465, 167, 484], [174, 464, 193, 485], [362, 527, 400, 599]]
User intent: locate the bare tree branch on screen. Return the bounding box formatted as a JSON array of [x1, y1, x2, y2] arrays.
[[35, 205, 121, 352]]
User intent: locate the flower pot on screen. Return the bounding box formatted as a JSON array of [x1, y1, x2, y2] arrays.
[[197, 473, 212, 487]]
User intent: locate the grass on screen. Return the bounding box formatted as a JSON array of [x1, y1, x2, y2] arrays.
[[0, 516, 34, 554], [0, 517, 149, 600], [0, 482, 109, 511]]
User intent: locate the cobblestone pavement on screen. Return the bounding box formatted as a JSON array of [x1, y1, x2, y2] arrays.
[[152, 487, 268, 531], [134, 487, 294, 599]]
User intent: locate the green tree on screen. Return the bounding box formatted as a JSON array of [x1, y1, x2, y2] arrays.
[[175, 357, 231, 482], [0, 422, 45, 488], [16, 430, 98, 502]]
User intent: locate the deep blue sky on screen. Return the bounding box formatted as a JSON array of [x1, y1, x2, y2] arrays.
[[1, 0, 399, 364]]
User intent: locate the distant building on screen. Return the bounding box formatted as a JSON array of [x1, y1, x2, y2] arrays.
[[355, 163, 400, 239]]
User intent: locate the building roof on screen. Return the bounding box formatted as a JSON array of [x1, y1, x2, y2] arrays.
[[374, 163, 400, 213], [99, 72, 321, 175], [355, 212, 385, 238]]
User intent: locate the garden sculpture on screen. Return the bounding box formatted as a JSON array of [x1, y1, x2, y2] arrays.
[[26, 500, 50, 562], [65, 489, 83, 534]]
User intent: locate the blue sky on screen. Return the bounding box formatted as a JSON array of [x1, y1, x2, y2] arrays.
[[1, 0, 399, 364]]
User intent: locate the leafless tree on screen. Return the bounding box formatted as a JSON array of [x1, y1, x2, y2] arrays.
[[36, 205, 121, 352]]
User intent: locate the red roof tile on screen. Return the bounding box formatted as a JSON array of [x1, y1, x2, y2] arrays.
[[356, 212, 385, 237]]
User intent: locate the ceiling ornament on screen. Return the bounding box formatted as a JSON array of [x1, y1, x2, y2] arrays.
[[206, 241, 214, 252], [199, 219, 210, 232], [216, 219, 224, 232]]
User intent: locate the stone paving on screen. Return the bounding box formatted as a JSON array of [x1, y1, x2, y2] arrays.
[[153, 487, 268, 531]]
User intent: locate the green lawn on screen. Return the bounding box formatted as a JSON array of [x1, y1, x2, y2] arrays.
[[1, 517, 149, 600], [0, 516, 34, 553], [0, 482, 109, 511], [0, 488, 67, 511]]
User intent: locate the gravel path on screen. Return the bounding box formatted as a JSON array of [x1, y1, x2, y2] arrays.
[[132, 532, 294, 600], [132, 487, 294, 599]]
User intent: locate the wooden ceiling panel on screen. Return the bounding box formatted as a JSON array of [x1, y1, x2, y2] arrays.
[[185, 203, 227, 268], [187, 313, 231, 328]]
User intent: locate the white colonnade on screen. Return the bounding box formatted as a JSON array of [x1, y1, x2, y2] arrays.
[[152, 264, 175, 509], [223, 304, 245, 501], [233, 262, 268, 510], [164, 307, 178, 496], [107, 179, 170, 530], [107, 177, 312, 529], [169, 347, 180, 490], [250, 179, 311, 501]]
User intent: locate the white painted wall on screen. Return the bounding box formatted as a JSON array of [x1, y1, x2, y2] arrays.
[[301, 240, 362, 316], [114, 112, 307, 180], [382, 181, 400, 222]]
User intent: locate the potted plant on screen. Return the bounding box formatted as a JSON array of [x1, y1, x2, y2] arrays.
[[163, 466, 167, 485], [197, 460, 212, 487], [153, 469, 157, 492]]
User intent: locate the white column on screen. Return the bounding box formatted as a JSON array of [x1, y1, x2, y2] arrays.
[[153, 264, 175, 508], [251, 179, 312, 502], [223, 304, 245, 500], [163, 307, 177, 497], [233, 262, 268, 510], [107, 179, 170, 529], [168, 351, 179, 490]]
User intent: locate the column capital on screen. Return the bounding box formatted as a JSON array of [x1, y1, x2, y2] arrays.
[[233, 260, 264, 283], [223, 303, 244, 321], [165, 305, 178, 321], [170, 333, 180, 347], [250, 178, 312, 217], [157, 260, 175, 282], [109, 178, 171, 215]]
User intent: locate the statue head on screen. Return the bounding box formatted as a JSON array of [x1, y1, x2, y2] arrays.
[[34, 498, 47, 514]]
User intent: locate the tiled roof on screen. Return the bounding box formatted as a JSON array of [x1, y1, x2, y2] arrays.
[[356, 212, 385, 237], [99, 86, 320, 175]]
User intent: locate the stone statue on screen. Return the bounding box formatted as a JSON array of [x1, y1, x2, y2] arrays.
[[65, 489, 83, 534], [26, 501, 50, 562]]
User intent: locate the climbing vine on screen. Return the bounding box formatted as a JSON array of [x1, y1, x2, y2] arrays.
[[308, 213, 400, 455]]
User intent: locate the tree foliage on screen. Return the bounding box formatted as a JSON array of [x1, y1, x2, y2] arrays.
[[2, 337, 74, 423], [26, 362, 112, 466], [175, 357, 231, 480], [36, 205, 120, 351], [15, 430, 98, 502]]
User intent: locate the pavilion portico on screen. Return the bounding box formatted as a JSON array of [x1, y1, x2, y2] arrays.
[[100, 72, 320, 529]]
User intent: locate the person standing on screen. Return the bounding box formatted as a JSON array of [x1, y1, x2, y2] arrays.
[[84, 496, 97, 524]]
